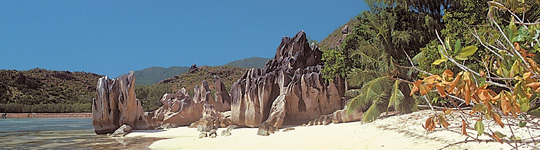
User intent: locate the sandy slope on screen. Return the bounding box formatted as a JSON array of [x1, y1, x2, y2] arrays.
[[127, 110, 539, 150]]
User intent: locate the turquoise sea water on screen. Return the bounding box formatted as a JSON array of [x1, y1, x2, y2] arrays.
[[0, 118, 161, 150]]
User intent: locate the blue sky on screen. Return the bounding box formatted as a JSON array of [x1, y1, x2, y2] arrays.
[[0, 1, 368, 77]]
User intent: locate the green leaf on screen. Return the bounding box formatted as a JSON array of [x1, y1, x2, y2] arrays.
[[518, 121, 527, 127], [512, 34, 525, 42], [475, 120, 485, 136], [346, 77, 391, 115], [445, 38, 452, 52], [528, 109, 540, 117], [509, 60, 522, 78], [454, 39, 462, 52], [494, 131, 507, 138], [457, 46, 478, 57], [455, 55, 469, 61], [432, 59, 447, 65]]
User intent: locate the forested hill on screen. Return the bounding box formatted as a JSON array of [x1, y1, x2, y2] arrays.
[[134, 57, 270, 86], [224, 57, 271, 68], [0, 68, 102, 112], [133, 66, 189, 85]]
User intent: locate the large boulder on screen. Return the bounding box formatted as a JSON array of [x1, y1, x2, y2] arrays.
[[92, 71, 148, 134], [147, 88, 204, 128], [230, 31, 345, 128], [146, 79, 232, 129]]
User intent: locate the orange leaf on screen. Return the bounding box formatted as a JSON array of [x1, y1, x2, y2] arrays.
[[477, 89, 493, 104], [492, 113, 504, 128], [423, 75, 440, 84], [449, 74, 461, 93], [501, 93, 511, 116], [442, 70, 454, 81], [480, 70, 485, 77], [419, 84, 433, 96], [461, 119, 468, 136], [410, 79, 422, 96], [525, 82, 540, 90], [424, 117, 435, 131], [436, 85, 447, 97], [465, 85, 471, 105]]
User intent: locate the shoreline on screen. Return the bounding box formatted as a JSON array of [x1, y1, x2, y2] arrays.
[[0, 113, 92, 118], [126, 110, 539, 150]]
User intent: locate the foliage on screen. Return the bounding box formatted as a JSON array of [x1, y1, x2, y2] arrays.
[[341, 4, 435, 122], [322, 49, 347, 82], [0, 68, 100, 113], [0, 103, 91, 113], [411, 1, 540, 147], [136, 83, 172, 112]]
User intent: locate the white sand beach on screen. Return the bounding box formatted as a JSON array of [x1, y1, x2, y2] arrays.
[[127, 110, 539, 150]]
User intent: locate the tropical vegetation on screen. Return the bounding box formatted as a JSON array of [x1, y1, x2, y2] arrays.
[[320, 0, 540, 147], [0, 68, 100, 113]]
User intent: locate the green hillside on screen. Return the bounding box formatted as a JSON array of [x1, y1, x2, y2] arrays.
[[133, 66, 189, 85], [0, 68, 102, 113], [224, 57, 271, 68], [319, 19, 359, 50]]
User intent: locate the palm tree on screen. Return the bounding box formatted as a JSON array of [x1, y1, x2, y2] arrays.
[[344, 6, 418, 122]]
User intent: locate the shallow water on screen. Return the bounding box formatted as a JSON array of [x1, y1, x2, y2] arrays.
[[0, 118, 162, 150]]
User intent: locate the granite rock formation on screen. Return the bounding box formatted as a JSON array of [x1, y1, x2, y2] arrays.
[[92, 71, 148, 134], [146, 87, 204, 128], [110, 124, 133, 137], [230, 31, 346, 128], [305, 105, 363, 126], [146, 78, 232, 129]]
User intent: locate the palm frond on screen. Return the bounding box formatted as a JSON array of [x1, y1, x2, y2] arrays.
[[350, 48, 391, 73], [387, 80, 404, 112], [345, 89, 362, 98], [347, 69, 383, 89], [346, 76, 392, 114], [362, 94, 389, 122]]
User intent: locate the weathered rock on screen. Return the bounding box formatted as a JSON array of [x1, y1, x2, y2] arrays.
[[109, 124, 133, 137], [189, 64, 198, 73], [307, 106, 363, 126], [231, 31, 345, 128], [213, 78, 231, 112], [341, 25, 349, 34], [190, 104, 231, 132], [92, 71, 148, 134], [257, 122, 276, 136], [199, 131, 207, 138], [209, 129, 217, 138], [145, 88, 204, 128], [221, 130, 232, 136], [226, 125, 237, 131]]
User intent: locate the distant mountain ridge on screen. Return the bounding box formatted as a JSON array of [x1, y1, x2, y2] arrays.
[[134, 66, 189, 85], [134, 57, 270, 85], [224, 57, 271, 69]]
